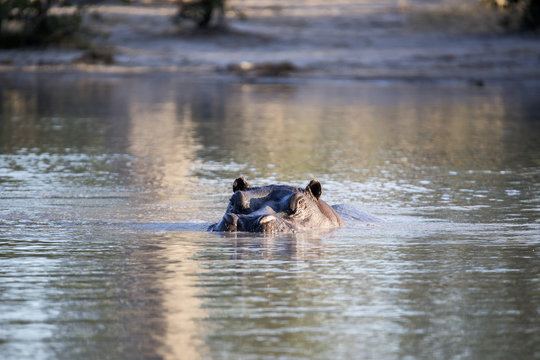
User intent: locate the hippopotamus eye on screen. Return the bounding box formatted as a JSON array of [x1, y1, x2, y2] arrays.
[[288, 193, 306, 215]]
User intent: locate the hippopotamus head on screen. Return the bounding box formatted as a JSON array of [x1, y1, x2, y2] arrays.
[[209, 177, 344, 233]]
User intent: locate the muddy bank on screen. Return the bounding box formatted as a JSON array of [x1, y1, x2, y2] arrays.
[[1, 0, 539, 82]]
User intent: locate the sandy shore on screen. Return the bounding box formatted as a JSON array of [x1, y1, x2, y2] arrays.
[[1, 0, 539, 82]]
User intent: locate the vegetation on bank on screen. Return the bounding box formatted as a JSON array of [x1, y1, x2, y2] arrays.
[[176, 0, 225, 28], [0, 0, 88, 48], [483, 0, 540, 31]]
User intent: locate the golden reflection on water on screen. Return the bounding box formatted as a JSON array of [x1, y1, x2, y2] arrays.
[[127, 99, 201, 197], [0, 76, 516, 186]]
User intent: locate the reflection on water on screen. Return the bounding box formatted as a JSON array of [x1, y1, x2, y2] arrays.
[[1, 73, 539, 359]]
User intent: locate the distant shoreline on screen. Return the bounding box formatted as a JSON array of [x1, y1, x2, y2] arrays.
[[1, 1, 539, 83]]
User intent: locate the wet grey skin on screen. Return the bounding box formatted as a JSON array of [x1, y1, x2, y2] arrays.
[[209, 177, 345, 233]]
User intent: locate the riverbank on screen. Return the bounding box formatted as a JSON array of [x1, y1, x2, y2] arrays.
[[1, 0, 539, 83]]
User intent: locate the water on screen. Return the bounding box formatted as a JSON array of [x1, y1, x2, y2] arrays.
[[1, 73, 539, 360]]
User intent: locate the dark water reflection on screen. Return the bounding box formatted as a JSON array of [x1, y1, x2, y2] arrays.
[[1, 74, 539, 359]]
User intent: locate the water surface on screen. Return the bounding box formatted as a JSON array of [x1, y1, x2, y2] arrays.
[[1, 74, 539, 359]]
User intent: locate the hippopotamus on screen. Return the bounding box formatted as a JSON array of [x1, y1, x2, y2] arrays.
[[209, 177, 345, 233]]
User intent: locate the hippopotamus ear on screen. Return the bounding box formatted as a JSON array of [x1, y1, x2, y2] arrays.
[[233, 177, 250, 192], [306, 180, 322, 201]]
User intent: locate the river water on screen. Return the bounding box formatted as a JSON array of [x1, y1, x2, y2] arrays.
[[1, 74, 539, 359]]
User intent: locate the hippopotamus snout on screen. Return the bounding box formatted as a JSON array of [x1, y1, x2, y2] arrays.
[[221, 213, 239, 231], [221, 213, 288, 233]]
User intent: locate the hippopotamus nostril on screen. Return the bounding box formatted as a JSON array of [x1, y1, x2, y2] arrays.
[[223, 213, 238, 232], [257, 215, 279, 233]]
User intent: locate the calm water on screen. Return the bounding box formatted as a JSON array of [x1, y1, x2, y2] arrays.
[[1, 74, 539, 360]]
